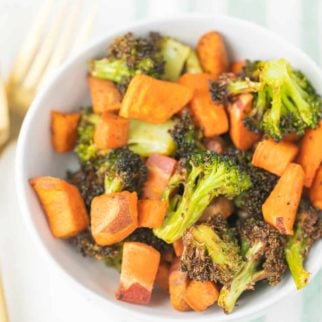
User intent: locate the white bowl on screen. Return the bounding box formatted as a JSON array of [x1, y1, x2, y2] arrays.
[[16, 14, 322, 322]]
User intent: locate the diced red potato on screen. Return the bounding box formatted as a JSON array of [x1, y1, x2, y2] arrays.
[[116, 242, 161, 305], [143, 154, 177, 200], [91, 191, 138, 246], [198, 196, 234, 222], [205, 136, 226, 154], [228, 94, 261, 151], [30, 177, 89, 238]]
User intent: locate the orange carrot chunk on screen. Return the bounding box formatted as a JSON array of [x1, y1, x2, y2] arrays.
[[178, 73, 215, 94], [116, 242, 160, 305], [120, 74, 193, 124], [184, 280, 219, 312], [228, 94, 261, 150], [252, 139, 299, 176], [173, 239, 184, 257], [51, 111, 80, 153], [230, 60, 246, 74], [262, 163, 304, 235], [196, 31, 229, 79], [169, 258, 191, 312], [30, 176, 89, 238], [88, 76, 121, 113], [298, 121, 322, 187], [91, 191, 138, 246], [93, 112, 129, 149], [155, 262, 170, 291], [138, 199, 168, 228], [309, 166, 322, 210], [143, 154, 177, 200]]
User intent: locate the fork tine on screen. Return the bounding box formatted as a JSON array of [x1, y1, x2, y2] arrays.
[[71, 0, 99, 54], [8, 0, 53, 86], [39, 2, 83, 86], [22, 0, 71, 90]]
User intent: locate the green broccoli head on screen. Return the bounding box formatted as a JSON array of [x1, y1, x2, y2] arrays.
[[210, 59, 322, 141], [285, 200, 322, 290], [218, 217, 287, 313], [74, 109, 103, 164], [169, 110, 204, 161], [181, 215, 242, 285], [153, 151, 251, 243], [98, 147, 148, 194], [90, 32, 193, 93]]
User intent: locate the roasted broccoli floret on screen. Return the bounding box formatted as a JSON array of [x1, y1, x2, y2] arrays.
[[285, 200, 322, 289], [210, 59, 322, 141], [128, 119, 177, 157], [70, 229, 123, 270], [90, 32, 192, 92], [98, 147, 147, 194], [153, 151, 251, 243], [230, 150, 278, 217], [181, 216, 242, 285], [74, 109, 102, 164], [218, 217, 287, 313], [169, 110, 204, 160]]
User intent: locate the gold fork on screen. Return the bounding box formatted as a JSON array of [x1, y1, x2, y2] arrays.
[[4, 0, 98, 145]]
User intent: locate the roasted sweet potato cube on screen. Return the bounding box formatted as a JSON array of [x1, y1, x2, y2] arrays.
[[155, 262, 170, 291], [88, 76, 121, 113], [138, 199, 168, 228], [116, 242, 160, 304], [94, 112, 129, 149], [51, 111, 80, 153], [91, 191, 138, 246], [309, 166, 322, 209], [30, 176, 89, 238]]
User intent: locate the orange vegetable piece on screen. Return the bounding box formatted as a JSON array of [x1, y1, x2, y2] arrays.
[[196, 31, 229, 79], [190, 91, 228, 137], [93, 112, 129, 149], [91, 191, 138, 246], [30, 176, 89, 238], [138, 199, 168, 228], [143, 154, 177, 200], [262, 163, 304, 235], [252, 139, 299, 176], [178, 73, 215, 94], [155, 262, 170, 291], [230, 60, 246, 74], [120, 74, 193, 124], [184, 280, 219, 312], [88, 76, 121, 113], [116, 242, 160, 304], [173, 239, 184, 257], [309, 166, 322, 209], [228, 94, 261, 150], [297, 121, 322, 187], [51, 111, 80, 153], [169, 258, 191, 312]]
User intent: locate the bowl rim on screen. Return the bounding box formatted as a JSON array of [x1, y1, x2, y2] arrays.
[[15, 13, 322, 322]]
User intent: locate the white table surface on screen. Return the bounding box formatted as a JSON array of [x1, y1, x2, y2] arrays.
[[0, 1, 321, 322]]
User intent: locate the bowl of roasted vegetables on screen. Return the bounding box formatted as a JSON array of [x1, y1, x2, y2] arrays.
[[16, 15, 322, 321]]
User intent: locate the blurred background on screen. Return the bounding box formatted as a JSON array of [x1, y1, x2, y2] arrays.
[[0, 0, 321, 322]]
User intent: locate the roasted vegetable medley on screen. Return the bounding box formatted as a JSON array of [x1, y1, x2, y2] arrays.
[[31, 31, 322, 314]]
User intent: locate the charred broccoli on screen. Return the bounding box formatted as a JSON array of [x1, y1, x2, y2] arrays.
[[169, 110, 204, 160], [181, 215, 242, 285], [153, 151, 251, 243], [74, 109, 102, 164], [218, 217, 287, 313], [230, 150, 278, 217], [128, 119, 177, 157], [285, 200, 322, 289], [90, 32, 192, 92], [210, 59, 322, 141]]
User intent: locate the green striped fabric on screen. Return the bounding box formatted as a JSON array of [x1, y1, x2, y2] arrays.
[[133, 0, 322, 321]]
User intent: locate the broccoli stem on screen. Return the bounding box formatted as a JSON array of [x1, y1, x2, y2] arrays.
[[185, 50, 203, 73], [228, 79, 261, 95], [218, 242, 263, 314], [285, 238, 310, 290]]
